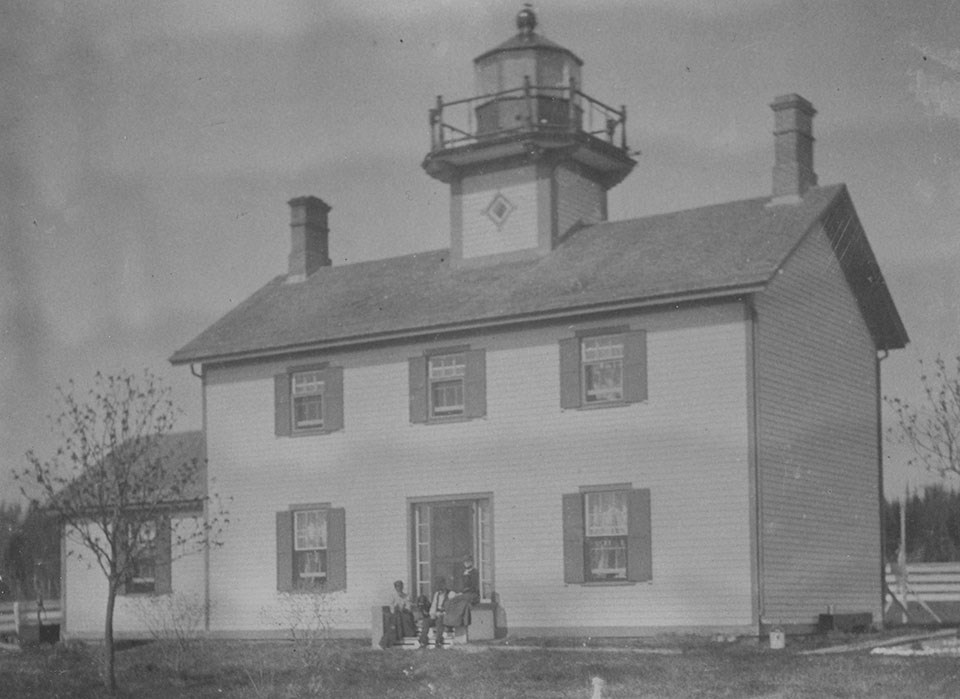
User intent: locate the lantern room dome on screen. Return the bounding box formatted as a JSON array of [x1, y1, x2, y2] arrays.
[[474, 7, 582, 98]]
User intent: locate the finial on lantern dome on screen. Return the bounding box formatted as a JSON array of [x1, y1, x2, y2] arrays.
[[517, 4, 537, 36]]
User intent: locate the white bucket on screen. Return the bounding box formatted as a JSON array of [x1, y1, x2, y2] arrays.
[[769, 629, 785, 650]]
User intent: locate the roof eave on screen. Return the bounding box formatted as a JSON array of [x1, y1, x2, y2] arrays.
[[169, 282, 766, 367]]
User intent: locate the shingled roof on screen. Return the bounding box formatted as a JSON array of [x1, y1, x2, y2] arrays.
[[170, 184, 907, 366]]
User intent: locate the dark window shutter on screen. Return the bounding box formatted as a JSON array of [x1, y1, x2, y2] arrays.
[[323, 366, 344, 432], [275, 374, 291, 437], [408, 357, 428, 424], [463, 349, 487, 419], [626, 488, 652, 582], [276, 510, 294, 592], [622, 330, 648, 404], [559, 338, 582, 409], [326, 508, 347, 592], [562, 493, 585, 583], [155, 516, 172, 594]]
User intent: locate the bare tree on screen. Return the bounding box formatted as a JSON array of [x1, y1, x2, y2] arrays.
[[887, 355, 960, 481], [15, 370, 227, 693]]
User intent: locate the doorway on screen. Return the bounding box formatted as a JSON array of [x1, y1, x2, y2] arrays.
[[412, 497, 492, 601]]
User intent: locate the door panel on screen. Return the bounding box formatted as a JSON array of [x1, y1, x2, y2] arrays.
[[432, 503, 473, 591]]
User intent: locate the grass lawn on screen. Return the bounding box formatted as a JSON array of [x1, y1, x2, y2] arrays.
[[2, 632, 959, 698]]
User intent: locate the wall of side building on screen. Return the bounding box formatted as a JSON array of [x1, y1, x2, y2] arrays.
[[202, 301, 757, 637], [62, 516, 206, 639], [754, 221, 883, 628]]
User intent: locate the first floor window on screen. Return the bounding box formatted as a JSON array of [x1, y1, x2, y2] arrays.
[[128, 520, 157, 593], [584, 491, 628, 580], [294, 509, 327, 583], [276, 506, 347, 592], [121, 516, 172, 595], [562, 487, 652, 584]]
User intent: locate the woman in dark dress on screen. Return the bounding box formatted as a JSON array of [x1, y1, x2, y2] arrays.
[[444, 557, 480, 628]]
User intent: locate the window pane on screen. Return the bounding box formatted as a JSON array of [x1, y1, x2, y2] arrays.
[[431, 380, 464, 414], [292, 371, 323, 395], [585, 491, 627, 536], [586, 537, 627, 580], [582, 337, 624, 362], [296, 549, 327, 579], [294, 394, 323, 428], [429, 354, 465, 379], [295, 510, 327, 550], [584, 361, 623, 402]]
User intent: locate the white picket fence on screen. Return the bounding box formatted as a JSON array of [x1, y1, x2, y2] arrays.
[[0, 600, 62, 638], [885, 562, 960, 623]]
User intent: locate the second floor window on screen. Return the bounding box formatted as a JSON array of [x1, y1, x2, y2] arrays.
[[274, 364, 344, 437], [409, 348, 486, 423], [581, 336, 624, 404], [292, 371, 324, 430], [429, 354, 466, 417], [559, 329, 647, 409]]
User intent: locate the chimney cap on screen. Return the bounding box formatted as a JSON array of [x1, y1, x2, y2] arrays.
[[288, 195, 331, 212], [770, 93, 816, 116]]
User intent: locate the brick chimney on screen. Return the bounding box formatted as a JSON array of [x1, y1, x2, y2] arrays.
[[770, 94, 817, 201], [287, 196, 331, 280]]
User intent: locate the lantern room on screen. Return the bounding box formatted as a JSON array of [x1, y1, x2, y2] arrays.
[[473, 6, 583, 135], [423, 6, 637, 265]]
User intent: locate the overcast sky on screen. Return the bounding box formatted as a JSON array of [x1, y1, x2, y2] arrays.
[[2, 0, 959, 504]]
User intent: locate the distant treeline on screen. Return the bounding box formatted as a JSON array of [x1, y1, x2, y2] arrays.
[[0, 501, 60, 601], [884, 483, 960, 563]]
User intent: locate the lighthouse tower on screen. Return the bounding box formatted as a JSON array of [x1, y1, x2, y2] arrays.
[[423, 6, 636, 265]]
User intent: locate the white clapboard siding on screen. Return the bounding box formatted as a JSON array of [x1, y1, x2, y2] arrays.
[[204, 302, 756, 635], [460, 165, 539, 259], [754, 222, 882, 625], [555, 166, 603, 237]]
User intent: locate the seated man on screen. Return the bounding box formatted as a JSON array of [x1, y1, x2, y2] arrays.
[[418, 577, 450, 648]]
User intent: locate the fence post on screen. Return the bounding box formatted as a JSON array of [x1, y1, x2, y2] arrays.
[[13, 601, 20, 637]]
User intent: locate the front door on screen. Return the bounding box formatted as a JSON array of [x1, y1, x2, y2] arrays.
[[412, 498, 491, 600]]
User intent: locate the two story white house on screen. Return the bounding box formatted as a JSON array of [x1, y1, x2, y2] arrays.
[[66, 8, 907, 640]]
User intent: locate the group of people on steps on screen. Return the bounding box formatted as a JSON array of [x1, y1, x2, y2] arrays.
[[381, 557, 480, 649]]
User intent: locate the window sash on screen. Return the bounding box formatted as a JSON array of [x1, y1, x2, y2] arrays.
[[292, 371, 324, 394], [293, 394, 324, 428], [586, 536, 627, 580], [585, 491, 627, 536], [294, 510, 327, 550], [296, 549, 327, 580]]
